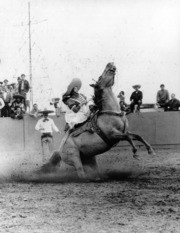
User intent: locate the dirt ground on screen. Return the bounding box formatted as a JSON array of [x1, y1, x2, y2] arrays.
[[0, 147, 180, 233]]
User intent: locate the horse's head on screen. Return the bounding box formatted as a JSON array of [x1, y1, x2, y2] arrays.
[[97, 62, 116, 88], [90, 62, 117, 110]]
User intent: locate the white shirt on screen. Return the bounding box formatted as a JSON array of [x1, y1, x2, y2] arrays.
[[35, 117, 59, 134], [0, 98, 5, 109]]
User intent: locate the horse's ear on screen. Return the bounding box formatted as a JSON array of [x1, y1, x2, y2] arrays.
[[90, 84, 96, 88]]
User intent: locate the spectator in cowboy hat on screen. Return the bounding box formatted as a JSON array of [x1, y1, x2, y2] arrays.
[[62, 78, 90, 131], [35, 108, 60, 162], [10, 94, 26, 114], [18, 74, 30, 98], [156, 84, 170, 110], [130, 84, 143, 113]]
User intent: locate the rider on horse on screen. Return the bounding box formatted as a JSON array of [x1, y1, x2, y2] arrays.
[[62, 78, 90, 130]]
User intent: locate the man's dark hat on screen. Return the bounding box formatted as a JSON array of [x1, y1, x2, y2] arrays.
[[0, 81, 3, 85], [39, 108, 54, 115], [13, 94, 25, 100], [132, 84, 141, 89]]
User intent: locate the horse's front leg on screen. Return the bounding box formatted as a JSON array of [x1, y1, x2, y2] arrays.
[[128, 132, 156, 156]]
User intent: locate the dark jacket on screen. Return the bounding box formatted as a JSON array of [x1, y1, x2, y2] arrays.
[[167, 98, 180, 110], [18, 80, 30, 93], [130, 91, 143, 103]]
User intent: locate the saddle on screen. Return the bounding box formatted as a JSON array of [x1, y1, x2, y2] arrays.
[[70, 112, 97, 137], [70, 109, 127, 147]]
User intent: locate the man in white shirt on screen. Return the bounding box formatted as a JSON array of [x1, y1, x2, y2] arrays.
[[35, 109, 60, 162]]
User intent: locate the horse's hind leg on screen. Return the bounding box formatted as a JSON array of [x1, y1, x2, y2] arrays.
[[114, 133, 139, 159], [124, 135, 140, 159], [128, 132, 156, 155]]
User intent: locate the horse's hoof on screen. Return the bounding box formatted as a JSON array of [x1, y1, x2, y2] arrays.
[[37, 163, 55, 174], [148, 149, 156, 156], [133, 154, 140, 160]]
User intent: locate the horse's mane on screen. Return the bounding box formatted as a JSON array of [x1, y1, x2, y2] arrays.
[[92, 80, 103, 111]]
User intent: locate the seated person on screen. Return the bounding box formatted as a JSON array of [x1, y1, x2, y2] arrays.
[[130, 85, 143, 112], [29, 103, 40, 118], [10, 94, 26, 114], [156, 84, 169, 110], [117, 91, 128, 111], [11, 106, 24, 120], [166, 93, 180, 111], [62, 78, 90, 130]]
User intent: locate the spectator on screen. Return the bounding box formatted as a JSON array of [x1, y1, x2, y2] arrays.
[[156, 84, 169, 110], [8, 84, 15, 98], [0, 91, 5, 117], [0, 81, 3, 91], [50, 98, 62, 117], [10, 94, 26, 114], [130, 85, 143, 113], [1, 85, 12, 117], [2, 79, 9, 91], [29, 103, 40, 118], [117, 91, 128, 111], [166, 93, 180, 111], [35, 109, 60, 161], [11, 106, 24, 120], [18, 74, 30, 98], [13, 77, 21, 94]]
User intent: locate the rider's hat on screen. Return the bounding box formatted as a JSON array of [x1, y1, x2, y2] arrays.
[[64, 78, 82, 95]]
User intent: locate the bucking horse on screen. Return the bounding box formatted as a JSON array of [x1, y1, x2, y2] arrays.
[[41, 62, 155, 180]]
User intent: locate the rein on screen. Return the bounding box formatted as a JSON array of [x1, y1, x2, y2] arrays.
[[99, 110, 125, 117]]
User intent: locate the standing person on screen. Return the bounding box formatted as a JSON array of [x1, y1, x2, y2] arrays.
[[156, 84, 170, 110], [2, 79, 9, 91], [0, 91, 5, 117], [18, 74, 30, 98], [117, 91, 128, 111], [130, 85, 143, 113], [166, 93, 180, 111], [0, 81, 3, 91], [1, 85, 12, 117], [35, 109, 60, 162], [62, 78, 90, 131]]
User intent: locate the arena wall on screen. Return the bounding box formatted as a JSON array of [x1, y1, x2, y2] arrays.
[[0, 111, 180, 152]]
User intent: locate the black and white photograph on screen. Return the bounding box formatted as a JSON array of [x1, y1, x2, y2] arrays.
[[0, 0, 180, 232]]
